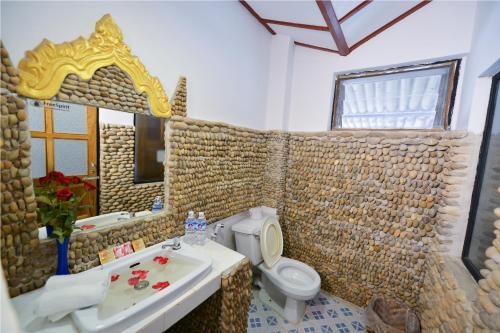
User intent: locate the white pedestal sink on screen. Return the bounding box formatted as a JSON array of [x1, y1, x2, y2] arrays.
[[71, 241, 212, 333]]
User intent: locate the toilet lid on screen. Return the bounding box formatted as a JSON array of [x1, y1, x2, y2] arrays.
[[260, 216, 283, 269]]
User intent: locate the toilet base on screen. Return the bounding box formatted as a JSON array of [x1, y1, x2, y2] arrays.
[[258, 288, 306, 324]]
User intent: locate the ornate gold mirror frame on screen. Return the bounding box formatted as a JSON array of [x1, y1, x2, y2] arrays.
[[16, 14, 171, 118]]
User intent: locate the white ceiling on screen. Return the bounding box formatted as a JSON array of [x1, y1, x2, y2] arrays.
[[249, 0, 325, 26], [245, 0, 425, 53], [341, 1, 419, 46]]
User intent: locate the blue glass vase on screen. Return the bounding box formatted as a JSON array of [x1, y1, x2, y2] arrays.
[[56, 237, 70, 275], [46, 225, 54, 236]]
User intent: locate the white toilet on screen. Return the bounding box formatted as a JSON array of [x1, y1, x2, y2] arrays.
[[232, 210, 321, 323]]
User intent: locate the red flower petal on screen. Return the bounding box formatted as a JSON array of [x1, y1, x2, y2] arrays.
[[80, 224, 96, 230], [152, 281, 170, 291], [111, 274, 120, 282], [131, 270, 149, 280], [154, 256, 169, 265], [128, 277, 140, 286]]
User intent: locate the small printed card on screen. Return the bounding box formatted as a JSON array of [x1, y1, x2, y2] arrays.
[[98, 248, 116, 264], [132, 238, 146, 252], [113, 242, 134, 259]]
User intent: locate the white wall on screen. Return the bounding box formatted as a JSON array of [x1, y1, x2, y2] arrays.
[[264, 35, 295, 130], [461, 1, 500, 133], [448, 1, 500, 257], [99, 108, 135, 126], [286, 1, 477, 132], [1, 1, 272, 129]]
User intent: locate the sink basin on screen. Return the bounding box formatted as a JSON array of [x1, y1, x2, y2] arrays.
[[75, 211, 131, 229], [38, 211, 153, 239], [71, 241, 212, 333]]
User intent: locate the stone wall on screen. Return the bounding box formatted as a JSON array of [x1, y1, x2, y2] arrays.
[[99, 124, 163, 214], [166, 116, 269, 234], [168, 258, 252, 333], [170, 77, 187, 118], [0, 42, 40, 296], [474, 193, 500, 331], [418, 253, 475, 332], [280, 130, 472, 308], [56, 65, 151, 115], [262, 131, 288, 210]]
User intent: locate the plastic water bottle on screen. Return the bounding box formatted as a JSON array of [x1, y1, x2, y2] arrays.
[[184, 211, 196, 245], [151, 196, 163, 213], [196, 212, 207, 245]]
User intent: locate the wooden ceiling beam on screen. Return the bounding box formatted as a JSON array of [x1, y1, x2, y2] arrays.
[[239, 0, 276, 35], [316, 0, 350, 56], [350, 0, 431, 52], [263, 19, 328, 31], [339, 0, 372, 23], [294, 41, 339, 54]]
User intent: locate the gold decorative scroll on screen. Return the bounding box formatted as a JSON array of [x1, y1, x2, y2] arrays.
[[16, 14, 171, 118]]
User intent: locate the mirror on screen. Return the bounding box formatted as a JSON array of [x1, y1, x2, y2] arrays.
[[27, 99, 166, 238]]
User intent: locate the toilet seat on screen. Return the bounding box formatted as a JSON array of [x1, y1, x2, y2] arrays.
[[260, 217, 283, 269], [258, 217, 320, 300]]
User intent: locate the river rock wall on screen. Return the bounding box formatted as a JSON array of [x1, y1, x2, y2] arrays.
[[56, 65, 151, 115], [281, 130, 472, 308], [166, 116, 269, 234], [0, 42, 40, 296], [99, 124, 163, 214]]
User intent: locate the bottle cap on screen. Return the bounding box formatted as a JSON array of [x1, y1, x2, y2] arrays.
[[188, 211, 195, 218], [198, 212, 205, 218]]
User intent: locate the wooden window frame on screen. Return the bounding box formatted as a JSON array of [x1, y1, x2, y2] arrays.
[[31, 101, 98, 218], [330, 59, 461, 131], [30, 101, 97, 178]]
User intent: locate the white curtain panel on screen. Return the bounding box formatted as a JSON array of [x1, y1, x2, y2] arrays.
[[339, 67, 448, 129]]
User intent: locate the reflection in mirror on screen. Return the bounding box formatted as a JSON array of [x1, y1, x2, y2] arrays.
[[27, 100, 165, 239]]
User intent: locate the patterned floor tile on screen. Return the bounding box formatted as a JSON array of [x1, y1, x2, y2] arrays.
[[247, 289, 367, 333]]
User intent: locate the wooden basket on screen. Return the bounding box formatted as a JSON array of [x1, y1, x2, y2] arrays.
[[366, 296, 421, 333]]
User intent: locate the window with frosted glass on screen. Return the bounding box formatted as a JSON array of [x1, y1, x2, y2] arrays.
[[31, 138, 47, 178], [26, 99, 45, 132], [54, 139, 88, 176], [331, 60, 459, 130]]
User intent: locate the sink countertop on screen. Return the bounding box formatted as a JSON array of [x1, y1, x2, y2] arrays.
[[10, 239, 245, 333]]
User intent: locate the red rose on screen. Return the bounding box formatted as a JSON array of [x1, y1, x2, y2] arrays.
[[39, 175, 50, 184], [56, 187, 73, 201], [83, 181, 96, 190], [58, 176, 72, 185], [70, 176, 82, 184], [48, 171, 64, 180]]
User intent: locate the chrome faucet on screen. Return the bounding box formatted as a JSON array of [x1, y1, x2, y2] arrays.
[[117, 212, 135, 222], [210, 223, 224, 241], [162, 237, 181, 250]]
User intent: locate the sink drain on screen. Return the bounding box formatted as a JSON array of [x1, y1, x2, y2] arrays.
[[134, 280, 149, 290]]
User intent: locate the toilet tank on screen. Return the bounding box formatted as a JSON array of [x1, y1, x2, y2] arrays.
[[231, 218, 264, 265]]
